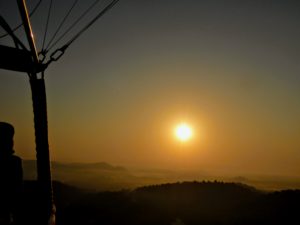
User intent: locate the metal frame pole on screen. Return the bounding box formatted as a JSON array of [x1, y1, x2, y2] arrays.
[[16, 1, 55, 224], [16, 0, 39, 67]]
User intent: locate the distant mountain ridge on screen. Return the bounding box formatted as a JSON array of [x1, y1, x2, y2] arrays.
[[23, 160, 126, 173], [22, 160, 132, 191], [22, 160, 300, 191]]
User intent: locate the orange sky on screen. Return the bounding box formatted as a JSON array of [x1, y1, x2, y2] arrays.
[[1, 0, 300, 177]]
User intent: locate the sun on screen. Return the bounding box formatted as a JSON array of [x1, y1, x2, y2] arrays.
[[175, 123, 193, 142]]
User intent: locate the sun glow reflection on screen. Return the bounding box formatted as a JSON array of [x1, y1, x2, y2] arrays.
[[175, 123, 193, 142]]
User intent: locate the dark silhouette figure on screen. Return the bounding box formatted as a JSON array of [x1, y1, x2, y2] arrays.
[[0, 122, 23, 225]]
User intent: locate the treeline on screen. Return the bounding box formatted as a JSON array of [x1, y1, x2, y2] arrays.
[[21, 180, 300, 225]]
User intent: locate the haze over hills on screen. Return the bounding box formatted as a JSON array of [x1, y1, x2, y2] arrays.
[[22, 160, 300, 191]]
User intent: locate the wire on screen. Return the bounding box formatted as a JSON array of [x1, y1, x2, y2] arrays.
[[0, 0, 43, 39], [41, 0, 53, 51], [44, 0, 79, 51], [46, 0, 103, 52]]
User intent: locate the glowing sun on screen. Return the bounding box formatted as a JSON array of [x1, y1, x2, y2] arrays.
[[175, 123, 193, 142]]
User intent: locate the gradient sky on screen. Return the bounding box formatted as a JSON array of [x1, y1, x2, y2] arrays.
[[0, 0, 300, 176]]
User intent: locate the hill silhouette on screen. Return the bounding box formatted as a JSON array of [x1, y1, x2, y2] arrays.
[[18, 180, 300, 225]]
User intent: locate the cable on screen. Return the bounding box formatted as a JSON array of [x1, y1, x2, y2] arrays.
[[41, 0, 53, 51], [0, 16, 27, 50], [45, 0, 119, 66], [44, 0, 79, 51], [64, 0, 119, 47], [0, 0, 43, 39], [45, 0, 103, 52]]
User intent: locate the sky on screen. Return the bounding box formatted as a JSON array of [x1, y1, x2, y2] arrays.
[[0, 0, 300, 177]]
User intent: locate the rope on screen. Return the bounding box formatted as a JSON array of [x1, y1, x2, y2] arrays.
[[41, 0, 54, 52], [44, 0, 80, 52], [45, 0, 104, 52], [0, 0, 43, 39]]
